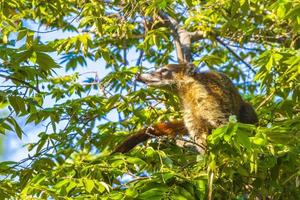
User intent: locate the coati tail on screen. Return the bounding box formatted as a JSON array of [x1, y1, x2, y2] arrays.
[[113, 120, 187, 153], [113, 130, 151, 153]]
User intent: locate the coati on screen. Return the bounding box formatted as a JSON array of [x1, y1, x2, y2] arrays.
[[114, 63, 258, 153]]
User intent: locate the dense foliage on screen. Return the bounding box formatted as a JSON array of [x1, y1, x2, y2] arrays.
[[0, 0, 299, 199]]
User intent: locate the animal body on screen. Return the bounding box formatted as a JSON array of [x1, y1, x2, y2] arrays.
[[114, 63, 258, 153]]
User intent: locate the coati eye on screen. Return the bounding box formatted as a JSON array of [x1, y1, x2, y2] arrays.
[[160, 68, 169, 73], [160, 68, 169, 75]]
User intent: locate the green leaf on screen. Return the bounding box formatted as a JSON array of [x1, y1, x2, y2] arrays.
[[194, 179, 207, 199], [1, 121, 13, 132], [208, 125, 227, 144], [9, 96, 26, 114], [33, 44, 55, 52], [126, 157, 147, 166], [13, 50, 33, 64], [7, 117, 23, 139], [66, 181, 77, 193], [158, 0, 167, 9], [125, 188, 138, 198], [252, 137, 266, 146], [171, 195, 189, 200], [277, 4, 286, 18], [173, 186, 194, 200], [36, 135, 47, 154], [84, 179, 95, 193], [31, 174, 46, 185], [36, 52, 58, 71], [285, 4, 300, 19], [8, 96, 20, 114], [266, 56, 273, 71], [139, 187, 168, 199], [239, 0, 246, 6], [236, 131, 251, 149], [17, 30, 27, 41], [237, 167, 249, 176], [0, 161, 17, 170], [55, 179, 70, 188], [106, 94, 121, 109]]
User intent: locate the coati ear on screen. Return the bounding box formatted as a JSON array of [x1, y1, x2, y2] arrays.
[[186, 63, 196, 75]]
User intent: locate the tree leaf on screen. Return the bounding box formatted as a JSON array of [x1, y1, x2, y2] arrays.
[[66, 181, 77, 193], [266, 56, 273, 71], [6, 117, 23, 139], [84, 179, 95, 193], [236, 131, 251, 150], [17, 29, 27, 41], [8, 96, 20, 114]]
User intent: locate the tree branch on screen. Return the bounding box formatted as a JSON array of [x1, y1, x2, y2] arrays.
[[135, 50, 144, 66], [178, 29, 192, 63], [190, 30, 206, 42], [0, 74, 40, 93], [157, 11, 190, 63], [215, 37, 256, 74]]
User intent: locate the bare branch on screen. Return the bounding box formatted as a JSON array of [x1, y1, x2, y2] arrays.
[[31, 8, 84, 34], [135, 50, 144, 66], [0, 74, 40, 93], [256, 91, 275, 110], [178, 29, 192, 63], [190, 30, 206, 41], [157, 11, 187, 63], [215, 37, 256, 74], [157, 10, 180, 30]]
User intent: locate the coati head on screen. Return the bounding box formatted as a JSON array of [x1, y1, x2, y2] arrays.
[[136, 63, 195, 87]]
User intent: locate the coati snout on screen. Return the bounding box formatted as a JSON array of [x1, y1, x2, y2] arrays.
[[136, 64, 195, 87]]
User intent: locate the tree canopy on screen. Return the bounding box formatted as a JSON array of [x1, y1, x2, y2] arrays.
[[0, 0, 300, 199]]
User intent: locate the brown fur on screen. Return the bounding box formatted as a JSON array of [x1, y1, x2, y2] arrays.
[[113, 120, 187, 153], [113, 64, 258, 153], [176, 71, 253, 147]]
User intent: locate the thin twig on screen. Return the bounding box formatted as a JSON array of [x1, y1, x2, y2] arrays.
[[30, 6, 84, 34], [157, 11, 187, 63], [256, 91, 275, 110], [135, 50, 144, 66], [215, 37, 256, 74], [175, 137, 206, 151], [208, 171, 214, 200], [282, 167, 300, 185], [225, 43, 263, 52], [0, 74, 40, 93]]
